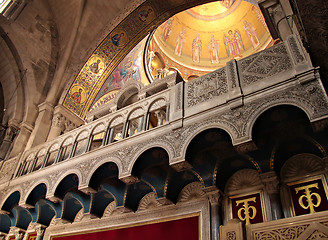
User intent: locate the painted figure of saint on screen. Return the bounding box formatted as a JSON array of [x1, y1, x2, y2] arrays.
[[161, 19, 172, 41], [208, 35, 219, 64], [138, 8, 152, 22], [111, 32, 125, 47], [192, 34, 202, 63], [174, 28, 186, 57], [224, 30, 245, 59], [243, 20, 260, 49], [252, 6, 269, 33], [71, 88, 83, 103], [89, 59, 101, 73]]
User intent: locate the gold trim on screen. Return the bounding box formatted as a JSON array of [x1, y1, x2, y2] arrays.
[[286, 174, 328, 217], [229, 190, 267, 223]]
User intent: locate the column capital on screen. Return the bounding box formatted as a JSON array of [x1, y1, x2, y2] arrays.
[[260, 171, 280, 194]]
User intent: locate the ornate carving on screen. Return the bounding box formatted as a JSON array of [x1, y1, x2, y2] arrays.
[[178, 181, 205, 202], [150, 98, 166, 111], [288, 36, 305, 64], [227, 60, 237, 89], [129, 108, 144, 119], [52, 113, 66, 130], [74, 208, 84, 222], [138, 192, 161, 211], [240, 44, 292, 86], [186, 68, 227, 107], [281, 153, 325, 180], [307, 230, 328, 240], [102, 201, 117, 217], [0, 157, 18, 182], [176, 83, 182, 110], [226, 231, 236, 240], [225, 169, 261, 193], [254, 224, 310, 239]]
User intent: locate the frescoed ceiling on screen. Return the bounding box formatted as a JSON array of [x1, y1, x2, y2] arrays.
[[148, 0, 274, 80], [63, 0, 275, 117]]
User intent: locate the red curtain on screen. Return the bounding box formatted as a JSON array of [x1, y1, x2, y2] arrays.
[[54, 216, 199, 240]]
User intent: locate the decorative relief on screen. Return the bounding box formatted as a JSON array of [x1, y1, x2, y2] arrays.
[[129, 108, 144, 119], [149, 98, 166, 111], [177, 181, 205, 202], [102, 201, 117, 217], [307, 230, 328, 240], [240, 44, 293, 86], [227, 61, 237, 89], [138, 192, 161, 210], [0, 158, 18, 182], [254, 224, 310, 240], [176, 83, 182, 110], [225, 169, 261, 193], [186, 68, 227, 107], [288, 36, 305, 64], [281, 153, 325, 180], [226, 231, 236, 240]]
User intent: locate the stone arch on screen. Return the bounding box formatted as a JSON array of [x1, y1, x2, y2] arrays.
[[126, 142, 174, 176], [21, 179, 50, 207], [85, 158, 123, 188], [109, 115, 125, 127], [90, 122, 106, 134], [51, 170, 83, 199], [147, 97, 167, 112], [75, 129, 90, 142], [114, 79, 143, 110], [181, 124, 235, 161], [280, 153, 326, 181], [0, 189, 21, 214], [60, 136, 74, 147], [0, 26, 26, 126], [127, 106, 145, 120], [248, 102, 312, 142]]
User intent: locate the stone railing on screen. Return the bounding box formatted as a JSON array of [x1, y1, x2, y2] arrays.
[[1, 35, 328, 205]]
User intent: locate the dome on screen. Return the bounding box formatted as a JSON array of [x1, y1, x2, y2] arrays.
[[147, 0, 274, 80]]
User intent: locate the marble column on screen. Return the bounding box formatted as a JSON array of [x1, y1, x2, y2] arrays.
[[25, 102, 54, 149], [207, 190, 222, 240], [260, 171, 283, 220], [47, 113, 66, 141]]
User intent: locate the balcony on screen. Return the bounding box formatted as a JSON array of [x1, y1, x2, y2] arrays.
[[0, 35, 328, 236]]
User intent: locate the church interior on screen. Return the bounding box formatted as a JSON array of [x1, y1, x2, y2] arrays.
[[0, 0, 328, 239]]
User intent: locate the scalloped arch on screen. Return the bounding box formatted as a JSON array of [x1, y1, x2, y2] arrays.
[[85, 158, 124, 187], [181, 124, 235, 161], [248, 102, 312, 141], [126, 142, 174, 175]]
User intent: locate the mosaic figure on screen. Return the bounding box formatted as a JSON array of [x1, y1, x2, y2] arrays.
[[161, 19, 172, 41], [208, 35, 219, 64], [175, 28, 186, 57], [224, 30, 245, 59], [71, 88, 83, 104], [243, 20, 260, 49], [111, 32, 125, 47], [192, 34, 202, 63]]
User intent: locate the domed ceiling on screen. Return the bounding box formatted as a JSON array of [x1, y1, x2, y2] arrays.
[[148, 0, 274, 80], [63, 0, 274, 118]]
